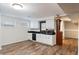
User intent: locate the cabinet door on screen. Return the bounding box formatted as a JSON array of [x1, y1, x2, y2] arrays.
[[40, 34, 52, 45], [36, 34, 41, 42], [46, 20, 55, 29], [30, 20, 39, 29], [41, 35, 56, 45], [36, 34, 56, 45], [41, 23, 46, 30], [40, 34, 46, 43], [52, 35, 56, 45], [44, 35, 52, 45], [37, 34, 46, 43]]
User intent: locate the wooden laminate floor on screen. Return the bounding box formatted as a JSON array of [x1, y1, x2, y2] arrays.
[[0, 39, 78, 55]]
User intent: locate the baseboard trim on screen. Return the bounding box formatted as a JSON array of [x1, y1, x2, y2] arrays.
[[65, 37, 78, 39]]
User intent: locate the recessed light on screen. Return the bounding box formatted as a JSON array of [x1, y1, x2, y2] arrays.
[[11, 3, 23, 10]]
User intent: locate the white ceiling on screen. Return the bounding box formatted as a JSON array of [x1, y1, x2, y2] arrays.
[[58, 3, 79, 14], [0, 3, 65, 19], [58, 3, 79, 23], [0, 3, 79, 23]]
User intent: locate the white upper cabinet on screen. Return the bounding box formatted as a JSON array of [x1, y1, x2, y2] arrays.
[[46, 19, 55, 30], [30, 20, 39, 29], [41, 23, 46, 30]]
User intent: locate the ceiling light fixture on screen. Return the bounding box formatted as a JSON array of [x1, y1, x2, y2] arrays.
[[11, 3, 23, 10]]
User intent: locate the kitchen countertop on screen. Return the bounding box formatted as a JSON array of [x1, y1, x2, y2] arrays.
[[28, 30, 55, 35]]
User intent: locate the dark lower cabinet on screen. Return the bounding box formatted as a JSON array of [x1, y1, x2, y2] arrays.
[[32, 33, 36, 41]]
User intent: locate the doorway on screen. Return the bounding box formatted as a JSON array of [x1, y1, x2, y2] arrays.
[[63, 21, 78, 47]]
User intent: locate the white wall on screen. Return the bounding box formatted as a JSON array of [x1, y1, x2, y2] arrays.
[[0, 14, 2, 49], [1, 15, 29, 45], [64, 21, 78, 39], [78, 21, 79, 55], [60, 21, 65, 39], [29, 20, 40, 31], [78, 23, 79, 39], [46, 19, 55, 30], [29, 17, 55, 31]]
